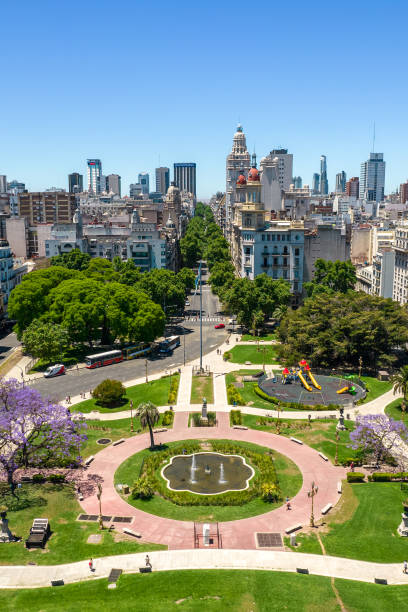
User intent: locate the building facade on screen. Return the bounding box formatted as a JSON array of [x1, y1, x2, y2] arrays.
[[0, 176, 7, 193], [225, 125, 251, 237], [138, 173, 150, 195], [87, 159, 102, 194], [18, 192, 77, 226], [320, 155, 328, 195], [106, 174, 121, 196], [346, 177, 359, 198], [359, 153, 385, 202], [174, 163, 196, 196], [335, 171, 346, 193], [68, 172, 83, 193], [312, 173, 320, 194], [400, 181, 408, 204], [155, 167, 170, 195]]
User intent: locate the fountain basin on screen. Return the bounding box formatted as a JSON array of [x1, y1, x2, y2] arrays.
[[161, 452, 255, 495]]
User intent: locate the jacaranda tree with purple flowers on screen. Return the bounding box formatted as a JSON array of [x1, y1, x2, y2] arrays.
[[349, 414, 408, 464], [0, 378, 87, 495]]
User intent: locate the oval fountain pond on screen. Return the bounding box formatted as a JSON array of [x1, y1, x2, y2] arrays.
[[161, 452, 255, 495]]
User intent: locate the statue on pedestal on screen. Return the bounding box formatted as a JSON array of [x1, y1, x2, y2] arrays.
[[0, 508, 15, 543]]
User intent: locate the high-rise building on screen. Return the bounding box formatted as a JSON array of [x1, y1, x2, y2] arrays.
[[335, 171, 346, 193], [138, 173, 150, 196], [360, 153, 385, 202], [106, 174, 121, 196], [346, 177, 359, 198], [7, 180, 25, 194], [155, 167, 170, 195], [87, 159, 102, 194], [129, 183, 143, 198], [100, 175, 107, 193], [312, 173, 320, 194], [226, 125, 251, 236], [68, 172, 83, 193], [268, 149, 293, 191], [320, 155, 328, 195], [18, 192, 77, 225], [400, 181, 408, 204], [293, 176, 302, 189], [174, 163, 196, 196], [0, 176, 7, 193]]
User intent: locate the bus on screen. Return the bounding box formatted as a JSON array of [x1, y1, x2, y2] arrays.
[[123, 343, 152, 360], [158, 335, 180, 355], [85, 350, 123, 369]]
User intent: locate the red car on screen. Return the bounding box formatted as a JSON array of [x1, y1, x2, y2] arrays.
[[214, 323, 225, 329]]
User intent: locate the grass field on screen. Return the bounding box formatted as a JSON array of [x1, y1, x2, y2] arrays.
[[225, 345, 280, 364], [0, 483, 165, 566], [287, 482, 408, 563], [240, 333, 277, 342], [359, 376, 393, 403], [385, 397, 408, 421], [2, 570, 408, 611], [241, 414, 358, 464], [72, 374, 179, 413], [190, 373, 214, 403], [114, 439, 302, 522]]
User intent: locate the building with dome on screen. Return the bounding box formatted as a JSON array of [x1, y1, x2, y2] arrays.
[[225, 124, 251, 238]]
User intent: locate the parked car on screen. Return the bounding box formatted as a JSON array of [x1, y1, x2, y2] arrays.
[[185, 300, 190, 306], [43, 364, 66, 378], [214, 323, 225, 329]]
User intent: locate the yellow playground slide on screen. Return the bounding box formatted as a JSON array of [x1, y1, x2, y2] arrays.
[[337, 386, 349, 394], [298, 370, 313, 391], [308, 371, 322, 390]]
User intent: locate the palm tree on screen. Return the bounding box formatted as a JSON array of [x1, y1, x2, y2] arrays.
[[390, 366, 408, 415], [137, 401, 160, 449]]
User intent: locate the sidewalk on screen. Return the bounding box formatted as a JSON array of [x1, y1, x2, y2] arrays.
[[1, 549, 408, 588]]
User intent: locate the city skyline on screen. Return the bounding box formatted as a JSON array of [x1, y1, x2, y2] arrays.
[[2, 1, 408, 198]]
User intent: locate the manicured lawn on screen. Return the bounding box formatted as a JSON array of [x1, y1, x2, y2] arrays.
[[289, 482, 408, 563], [190, 373, 214, 403], [241, 414, 358, 465], [3, 570, 408, 611], [115, 439, 302, 522], [240, 333, 277, 342], [225, 345, 280, 364], [385, 397, 408, 422], [73, 374, 179, 413], [0, 483, 165, 566], [359, 376, 393, 403]]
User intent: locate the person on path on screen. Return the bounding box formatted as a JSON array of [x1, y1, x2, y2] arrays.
[[350, 461, 355, 472], [404, 560, 408, 574], [145, 555, 152, 568], [286, 496, 291, 510], [89, 558, 94, 572]]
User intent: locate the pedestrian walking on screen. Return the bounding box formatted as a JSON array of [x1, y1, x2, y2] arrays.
[[145, 554, 152, 568], [404, 560, 408, 574], [350, 461, 355, 472], [89, 558, 94, 572], [286, 496, 291, 510]]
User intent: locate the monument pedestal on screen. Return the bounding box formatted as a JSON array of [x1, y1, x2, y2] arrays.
[[398, 512, 408, 537], [0, 517, 14, 543]]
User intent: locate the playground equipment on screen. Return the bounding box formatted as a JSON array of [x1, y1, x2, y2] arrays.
[[337, 385, 357, 395], [298, 370, 313, 392], [298, 359, 321, 391], [337, 386, 349, 394]]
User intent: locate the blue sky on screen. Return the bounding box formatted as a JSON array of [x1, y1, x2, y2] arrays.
[[2, 0, 408, 198]]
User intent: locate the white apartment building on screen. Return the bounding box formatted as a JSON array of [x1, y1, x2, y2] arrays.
[[392, 227, 408, 304]]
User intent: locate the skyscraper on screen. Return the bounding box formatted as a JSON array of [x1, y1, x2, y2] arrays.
[[0, 176, 7, 193], [155, 167, 170, 195], [87, 159, 102, 194], [173, 163, 196, 196], [400, 181, 408, 204], [346, 177, 359, 198], [268, 149, 293, 191], [68, 172, 83, 193], [312, 173, 320, 194], [292, 176, 302, 189], [138, 173, 150, 195], [359, 153, 385, 202], [320, 155, 328, 195], [106, 174, 121, 196], [335, 171, 346, 193]]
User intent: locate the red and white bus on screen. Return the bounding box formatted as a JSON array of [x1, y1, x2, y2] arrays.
[[85, 350, 123, 369]]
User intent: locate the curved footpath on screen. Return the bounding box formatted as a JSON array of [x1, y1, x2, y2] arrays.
[[82, 412, 345, 550], [1, 549, 408, 588]]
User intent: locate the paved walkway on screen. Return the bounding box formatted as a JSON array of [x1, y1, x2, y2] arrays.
[[2, 549, 408, 588], [81, 414, 345, 550]]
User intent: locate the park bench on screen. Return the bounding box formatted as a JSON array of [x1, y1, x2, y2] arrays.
[[123, 527, 141, 538], [233, 425, 248, 430], [153, 428, 167, 433], [285, 523, 302, 534], [290, 437, 303, 445], [321, 503, 332, 515], [112, 439, 125, 446], [337, 481, 342, 494], [84, 455, 94, 466], [25, 518, 50, 549], [318, 452, 328, 461]]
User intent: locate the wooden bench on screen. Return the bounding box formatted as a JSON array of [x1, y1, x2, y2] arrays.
[[321, 503, 332, 515], [84, 456, 94, 466], [153, 428, 167, 433], [112, 439, 125, 446], [123, 527, 141, 538], [337, 481, 342, 494], [233, 425, 248, 430], [78, 494, 84, 501], [285, 523, 302, 534], [290, 437, 303, 445], [318, 452, 328, 461]]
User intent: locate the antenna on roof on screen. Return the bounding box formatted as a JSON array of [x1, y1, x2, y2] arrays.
[[372, 122, 376, 153]]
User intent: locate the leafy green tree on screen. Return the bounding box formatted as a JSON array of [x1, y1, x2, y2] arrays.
[[208, 261, 236, 297], [177, 267, 196, 292], [50, 249, 91, 271], [390, 366, 408, 412], [138, 269, 185, 314], [304, 259, 356, 297], [92, 379, 126, 407], [82, 258, 119, 283], [205, 237, 230, 270], [278, 292, 408, 369], [22, 320, 69, 362], [132, 476, 155, 499], [180, 233, 203, 268], [117, 260, 142, 286], [137, 401, 160, 449]]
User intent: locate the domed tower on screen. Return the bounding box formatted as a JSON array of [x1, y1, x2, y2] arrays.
[[226, 124, 251, 237]]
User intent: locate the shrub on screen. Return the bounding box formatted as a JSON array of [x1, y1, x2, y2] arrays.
[[161, 410, 174, 427], [230, 410, 242, 425], [132, 476, 155, 499], [32, 474, 45, 483], [261, 483, 279, 501], [168, 376, 179, 405], [223, 351, 231, 361], [48, 474, 65, 484], [347, 472, 365, 483], [227, 384, 246, 406], [92, 379, 125, 407]]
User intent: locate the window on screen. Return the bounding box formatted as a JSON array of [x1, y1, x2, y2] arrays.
[[267, 234, 270, 241], [277, 235, 281, 241], [262, 234, 265, 241], [295, 248, 299, 256], [295, 257, 299, 266], [263, 257, 268, 267], [245, 247, 251, 255], [273, 257, 278, 266], [283, 258, 288, 266]]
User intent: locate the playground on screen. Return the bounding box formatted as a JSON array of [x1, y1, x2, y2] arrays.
[[259, 360, 366, 407]]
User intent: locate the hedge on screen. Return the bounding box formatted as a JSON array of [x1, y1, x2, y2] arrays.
[[347, 472, 365, 483], [230, 409, 242, 425], [227, 383, 246, 406], [368, 472, 408, 482], [254, 385, 338, 411], [161, 410, 174, 427], [168, 376, 180, 405]]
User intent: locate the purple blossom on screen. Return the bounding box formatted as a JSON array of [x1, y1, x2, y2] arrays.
[[349, 414, 408, 464], [0, 377, 87, 494]]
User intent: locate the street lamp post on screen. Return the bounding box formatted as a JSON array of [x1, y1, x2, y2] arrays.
[[199, 261, 203, 372], [335, 430, 339, 466], [97, 483, 103, 530], [145, 359, 148, 383], [130, 400, 134, 432], [262, 346, 266, 372], [308, 481, 319, 527], [183, 326, 186, 366], [358, 356, 363, 379]]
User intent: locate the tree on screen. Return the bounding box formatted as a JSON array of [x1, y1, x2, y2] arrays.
[[278, 292, 408, 369], [92, 379, 126, 407], [205, 237, 230, 270], [208, 261, 236, 298], [177, 267, 196, 292], [138, 269, 185, 314], [391, 365, 408, 413], [304, 259, 356, 297], [0, 378, 86, 495], [51, 249, 91, 271], [349, 414, 408, 464], [83, 258, 119, 283], [137, 401, 160, 449], [22, 320, 69, 362]]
